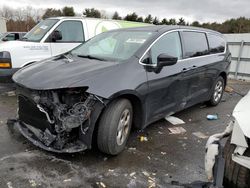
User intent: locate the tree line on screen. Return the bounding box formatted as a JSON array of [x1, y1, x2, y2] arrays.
[[1, 6, 250, 33]]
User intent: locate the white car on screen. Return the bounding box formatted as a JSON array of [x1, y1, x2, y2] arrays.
[[0, 17, 148, 82], [205, 90, 250, 188]]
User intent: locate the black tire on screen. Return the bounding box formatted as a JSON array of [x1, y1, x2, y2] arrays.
[[208, 76, 225, 106], [223, 137, 250, 188], [97, 99, 133, 155]]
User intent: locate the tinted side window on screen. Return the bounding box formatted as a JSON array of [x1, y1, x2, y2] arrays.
[[207, 34, 225, 54], [54, 21, 84, 42], [5, 34, 15, 41], [182, 32, 209, 58], [151, 32, 182, 64]]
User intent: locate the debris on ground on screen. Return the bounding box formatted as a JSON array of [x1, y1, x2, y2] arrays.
[[192, 132, 209, 139], [6, 91, 16, 97], [100, 182, 106, 188], [96, 182, 106, 188], [161, 152, 166, 155], [103, 157, 108, 161], [63, 179, 71, 182], [225, 86, 234, 93], [142, 171, 150, 177], [129, 172, 136, 177], [168, 126, 187, 134], [165, 116, 185, 125], [148, 176, 156, 188], [206, 114, 218, 120], [29, 179, 37, 187], [170, 163, 176, 166], [139, 136, 148, 142], [225, 86, 245, 97], [7, 182, 13, 188], [128, 147, 136, 151]]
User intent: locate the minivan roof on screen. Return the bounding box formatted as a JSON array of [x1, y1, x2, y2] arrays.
[[111, 25, 222, 35]]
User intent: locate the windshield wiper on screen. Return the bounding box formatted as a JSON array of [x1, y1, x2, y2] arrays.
[[77, 55, 106, 61]]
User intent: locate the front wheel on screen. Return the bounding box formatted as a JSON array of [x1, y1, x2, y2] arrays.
[[97, 99, 133, 155], [208, 76, 225, 106]]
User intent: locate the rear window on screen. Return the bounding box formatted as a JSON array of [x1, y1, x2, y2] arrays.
[[207, 34, 225, 54], [182, 31, 209, 58]]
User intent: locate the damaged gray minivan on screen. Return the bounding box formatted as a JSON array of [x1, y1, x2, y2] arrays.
[[12, 26, 231, 154]]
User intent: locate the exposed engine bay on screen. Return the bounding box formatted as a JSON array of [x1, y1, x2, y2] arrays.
[[15, 87, 105, 153]]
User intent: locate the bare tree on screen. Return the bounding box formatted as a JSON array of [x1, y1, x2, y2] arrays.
[[0, 6, 14, 20]]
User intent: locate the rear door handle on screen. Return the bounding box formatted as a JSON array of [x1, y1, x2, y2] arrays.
[[191, 65, 197, 69]]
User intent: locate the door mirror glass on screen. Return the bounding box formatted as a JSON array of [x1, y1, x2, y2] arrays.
[[157, 53, 177, 67], [51, 30, 62, 42], [2, 37, 8, 41]]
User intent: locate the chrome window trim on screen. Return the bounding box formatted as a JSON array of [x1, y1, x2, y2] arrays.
[[139, 29, 227, 67]]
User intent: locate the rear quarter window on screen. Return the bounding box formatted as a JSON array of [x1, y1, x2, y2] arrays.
[[207, 34, 225, 54], [182, 31, 209, 58]]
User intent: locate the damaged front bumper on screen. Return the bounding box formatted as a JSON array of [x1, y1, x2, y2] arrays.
[[15, 121, 87, 153], [14, 86, 106, 153]]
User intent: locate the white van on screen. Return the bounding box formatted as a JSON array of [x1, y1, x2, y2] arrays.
[[0, 17, 148, 82]]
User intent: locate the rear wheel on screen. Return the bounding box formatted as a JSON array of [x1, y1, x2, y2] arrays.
[[208, 76, 225, 106], [97, 99, 133, 155], [223, 137, 250, 188]]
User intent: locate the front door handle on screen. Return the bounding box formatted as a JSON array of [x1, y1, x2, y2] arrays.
[[182, 65, 197, 72]]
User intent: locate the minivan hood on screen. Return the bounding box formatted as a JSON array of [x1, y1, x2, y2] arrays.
[[233, 90, 250, 138], [13, 55, 116, 90]]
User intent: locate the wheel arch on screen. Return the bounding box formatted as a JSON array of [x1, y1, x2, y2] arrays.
[[219, 71, 227, 87], [108, 91, 146, 129], [90, 91, 146, 148]]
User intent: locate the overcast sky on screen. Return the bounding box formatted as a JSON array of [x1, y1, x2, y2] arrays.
[[1, 0, 249, 23]]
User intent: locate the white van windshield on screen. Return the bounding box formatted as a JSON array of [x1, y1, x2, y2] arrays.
[[23, 19, 58, 42], [71, 31, 153, 62]]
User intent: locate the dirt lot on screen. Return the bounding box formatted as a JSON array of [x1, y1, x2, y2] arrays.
[[0, 80, 249, 188]]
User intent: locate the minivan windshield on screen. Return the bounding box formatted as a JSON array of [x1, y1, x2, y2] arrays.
[[71, 30, 153, 62], [23, 19, 58, 42]]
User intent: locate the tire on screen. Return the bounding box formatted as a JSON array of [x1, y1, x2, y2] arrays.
[[97, 99, 133, 155], [223, 137, 250, 188], [208, 76, 225, 106]]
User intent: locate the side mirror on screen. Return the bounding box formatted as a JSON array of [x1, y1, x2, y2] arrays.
[[2, 37, 8, 41], [157, 54, 178, 67], [51, 30, 62, 42]]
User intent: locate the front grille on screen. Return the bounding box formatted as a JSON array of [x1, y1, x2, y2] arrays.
[[18, 95, 52, 131]]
